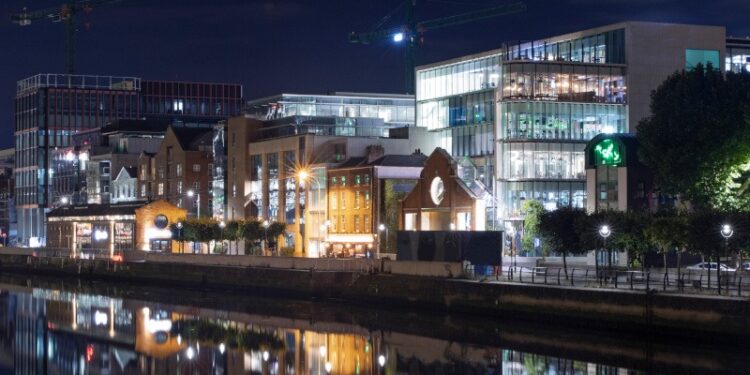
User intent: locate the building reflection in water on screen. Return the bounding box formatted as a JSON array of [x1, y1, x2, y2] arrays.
[[0, 286, 640, 374]]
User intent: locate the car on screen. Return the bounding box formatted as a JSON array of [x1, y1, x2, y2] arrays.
[[685, 262, 736, 272], [742, 261, 750, 271]]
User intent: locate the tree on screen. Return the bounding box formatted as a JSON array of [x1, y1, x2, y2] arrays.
[[539, 207, 587, 279], [644, 213, 688, 279], [608, 211, 650, 271], [686, 209, 726, 292], [521, 200, 545, 256], [637, 64, 750, 209]]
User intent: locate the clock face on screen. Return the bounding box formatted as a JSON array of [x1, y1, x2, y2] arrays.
[[430, 177, 445, 206]]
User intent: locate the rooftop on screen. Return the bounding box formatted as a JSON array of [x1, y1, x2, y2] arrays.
[[102, 119, 172, 135], [170, 126, 213, 151], [17, 74, 141, 95]]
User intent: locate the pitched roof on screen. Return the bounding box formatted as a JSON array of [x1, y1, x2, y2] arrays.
[[116, 166, 138, 179], [366, 154, 427, 167], [170, 126, 213, 151]]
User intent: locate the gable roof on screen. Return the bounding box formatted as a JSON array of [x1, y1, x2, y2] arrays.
[[169, 126, 213, 151], [366, 154, 427, 167], [115, 166, 137, 180]]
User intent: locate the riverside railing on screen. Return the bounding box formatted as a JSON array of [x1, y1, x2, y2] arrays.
[[467, 265, 750, 297]]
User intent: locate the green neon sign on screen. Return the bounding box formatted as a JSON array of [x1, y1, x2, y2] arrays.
[[594, 138, 622, 166]]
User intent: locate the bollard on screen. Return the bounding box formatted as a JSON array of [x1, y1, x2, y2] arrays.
[[557, 269, 561, 285], [543, 269, 547, 284]]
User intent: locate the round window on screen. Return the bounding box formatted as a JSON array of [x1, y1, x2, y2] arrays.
[[154, 214, 169, 229]]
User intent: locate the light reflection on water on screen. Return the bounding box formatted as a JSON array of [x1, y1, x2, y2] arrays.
[[0, 284, 668, 374]]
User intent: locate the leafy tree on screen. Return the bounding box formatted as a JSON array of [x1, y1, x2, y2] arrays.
[[520, 200, 545, 256], [539, 207, 587, 279], [644, 213, 688, 278], [637, 64, 750, 209], [686, 209, 727, 291], [608, 211, 650, 271]]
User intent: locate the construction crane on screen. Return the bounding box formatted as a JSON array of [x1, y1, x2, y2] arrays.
[[10, 0, 124, 74], [349, 1, 526, 94]]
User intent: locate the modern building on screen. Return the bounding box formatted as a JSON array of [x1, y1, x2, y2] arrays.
[[138, 126, 214, 217], [14, 73, 242, 246], [0, 149, 15, 246], [324, 151, 426, 257], [415, 21, 738, 253]]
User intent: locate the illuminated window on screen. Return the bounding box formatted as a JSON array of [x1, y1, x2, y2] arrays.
[[176, 163, 182, 177], [157, 183, 164, 196], [193, 164, 201, 172], [341, 192, 346, 209], [330, 192, 337, 209], [686, 49, 720, 70], [354, 215, 360, 233], [355, 191, 361, 208], [341, 176, 347, 186], [365, 191, 371, 208], [354, 175, 361, 185]]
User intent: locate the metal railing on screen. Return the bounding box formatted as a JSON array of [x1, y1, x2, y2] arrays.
[[467, 265, 750, 297]]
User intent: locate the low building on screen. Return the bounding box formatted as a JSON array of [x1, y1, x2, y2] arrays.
[[401, 148, 490, 232], [111, 167, 138, 203], [322, 151, 426, 258], [46, 200, 185, 255], [584, 133, 658, 212]]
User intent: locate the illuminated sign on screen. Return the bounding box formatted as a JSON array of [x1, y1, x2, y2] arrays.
[[594, 138, 622, 166]]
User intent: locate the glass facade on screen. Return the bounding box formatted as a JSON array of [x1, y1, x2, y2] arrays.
[[501, 63, 626, 104], [499, 102, 627, 141], [499, 142, 586, 181], [726, 43, 750, 73], [501, 28, 625, 64]]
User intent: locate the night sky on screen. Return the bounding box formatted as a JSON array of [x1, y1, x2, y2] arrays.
[[1, 0, 748, 149]]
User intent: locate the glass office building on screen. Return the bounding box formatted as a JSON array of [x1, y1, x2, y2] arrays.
[[726, 37, 750, 73]]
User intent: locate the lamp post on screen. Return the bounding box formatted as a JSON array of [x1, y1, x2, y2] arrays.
[[719, 223, 733, 295], [263, 220, 270, 256], [599, 224, 611, 281], [186, 189, 200, 218], [378, 223, 388, 258], [219, 220, 226, 254], [176, 222, 183, 254], [319, 220, 330, 258], [60, 196, 70, 205]]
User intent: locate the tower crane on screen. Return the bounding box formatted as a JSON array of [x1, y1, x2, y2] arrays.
[[349, 1, 526, 94], [10, 0, 124, 75]]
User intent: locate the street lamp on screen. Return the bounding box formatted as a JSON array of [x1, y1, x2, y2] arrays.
[[719, 223, 734, 295], [378, 223, 388, 258], [598, 224, 612, 278], [263, 220, 270, 255], [219, 221, 226, 254], [176, 222, 183, 254], [60, 196, 70, 205], [186, 189, 200, 218]]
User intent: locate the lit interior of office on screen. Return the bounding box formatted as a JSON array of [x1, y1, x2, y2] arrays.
[[500, 142, 586, 181], [501, 29, 625, 64], [500, 180, 586, 219], [501, 63, 626, 104], [499, 102, 626, 141], [725, 47, 750, 73]]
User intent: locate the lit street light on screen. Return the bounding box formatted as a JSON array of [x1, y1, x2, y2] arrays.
[[219, 221, 226, 254], [598, 224, 612, 280], [176, 222, 183, 254], [378, 223, 388, 258], [186, 189, 200, 218], [263, 220, 270, 256], [60, 196, 70, 205], [719, 223, 734, 295]]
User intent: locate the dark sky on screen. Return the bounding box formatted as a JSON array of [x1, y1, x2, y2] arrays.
[[1, 0, 749, 149]]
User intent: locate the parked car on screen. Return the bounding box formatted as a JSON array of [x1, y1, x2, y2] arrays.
[[685, 262, 736, 272], [742, 261, 750, 271]]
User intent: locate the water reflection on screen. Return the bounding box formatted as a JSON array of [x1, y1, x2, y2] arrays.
[[0, 284, 669, 374]]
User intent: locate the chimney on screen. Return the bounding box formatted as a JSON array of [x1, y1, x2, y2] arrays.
[[366, 145, 385, 163]]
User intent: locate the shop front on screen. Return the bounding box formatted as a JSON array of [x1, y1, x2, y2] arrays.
[[47, 204, 139, 258]]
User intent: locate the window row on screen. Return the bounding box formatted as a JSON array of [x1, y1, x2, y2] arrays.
[[501, 63, 626, 104], [330, 174, 371, 187], [417, 90, 495, 130], [434, 123, 495, 158], [499, 102, 626, 141], [500, 180, 586, 219], [725, 47, 750, 73], [416, 55, 501, 102], [329, 214, 372, 234], [502, 29, 625, 64], [499, 142, 586, 180], [262, 103, 415, 124], [329, 190, 371, 210]]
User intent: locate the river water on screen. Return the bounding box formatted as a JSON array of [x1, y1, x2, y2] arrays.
[[0, 274, 745, 374]]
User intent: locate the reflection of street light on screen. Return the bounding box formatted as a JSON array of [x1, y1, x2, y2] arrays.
[[719, 223, 734, 295], [325, 362, 332, 373], [186, 347, 195, 360], [378, 354, 386, 367], [262, 350, 269, 361], [219, 343, 226, 354]]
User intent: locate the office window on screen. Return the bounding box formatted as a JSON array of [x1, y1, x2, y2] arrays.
[[365, 191, 371, 208], [193, 181, 200, 191], [686, 49, 720, 70], [176, 163, 182, 177], [330, 192, 337, 209], [341, 191, 346, 209], [177, 180, 183, 194], [354, 215, 360, 233], [140, 183, 146, 197]]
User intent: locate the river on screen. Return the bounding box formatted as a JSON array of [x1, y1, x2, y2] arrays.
[[0, 273, 745, 374]]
